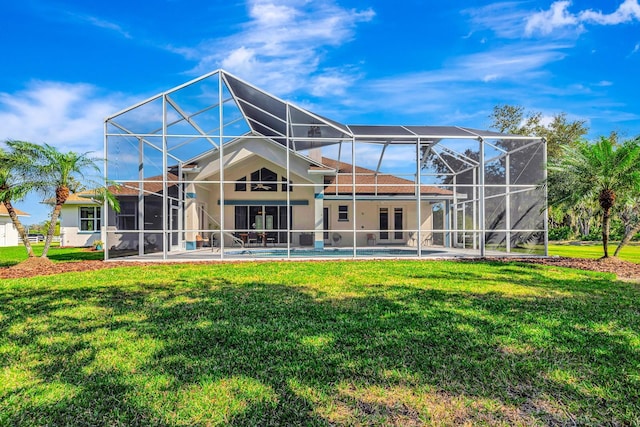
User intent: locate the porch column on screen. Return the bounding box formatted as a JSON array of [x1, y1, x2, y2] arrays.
[[314, 186, 324, 249], [185, 181, 198, 250]]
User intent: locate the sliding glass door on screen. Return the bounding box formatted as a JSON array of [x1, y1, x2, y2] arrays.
[[379, 207, 404, 243], [234, 205, 292, 244]]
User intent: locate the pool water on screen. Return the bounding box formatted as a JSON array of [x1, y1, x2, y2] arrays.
[[226, 247, 445, 258]]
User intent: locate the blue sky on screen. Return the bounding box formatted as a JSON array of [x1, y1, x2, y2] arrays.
[[2, 0, 639, 224]]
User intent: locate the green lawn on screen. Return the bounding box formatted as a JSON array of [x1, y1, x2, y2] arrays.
[[548, 242, 640, 263], [1, 260, 639, 425], [0, 244, 103, 267]]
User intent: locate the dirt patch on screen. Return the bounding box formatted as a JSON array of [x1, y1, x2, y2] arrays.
[[1, 256, 640, 281]]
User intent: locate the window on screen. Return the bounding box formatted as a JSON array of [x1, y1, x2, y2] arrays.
[[338, 205, 349, 221], [235, 176, 247, 191], [250, 168, 277, 191], [116, 200, 137, 230], [379, 208, 388, 239], [394, 208, 403, 239], [281, 177, 293, 192], [235, 206, 248, 231], [80, 206, 101, 232]]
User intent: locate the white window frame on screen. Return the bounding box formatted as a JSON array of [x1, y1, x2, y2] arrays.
[[116, 200, 138, 230], [79, 206, 101, 232], [338, 205, 349, 222]]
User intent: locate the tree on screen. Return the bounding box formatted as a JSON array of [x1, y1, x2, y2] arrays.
[[6, 141, 117, 258], [612, 137, 640, 256], [489, 105, 588, 160], [0, 142, 44, 257], [549, 136, 640, 258], [490, 105, 591, 240]]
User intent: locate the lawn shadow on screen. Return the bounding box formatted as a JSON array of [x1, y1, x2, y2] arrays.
[[46, 249, 104, 262], [1, 264, 639, 425]]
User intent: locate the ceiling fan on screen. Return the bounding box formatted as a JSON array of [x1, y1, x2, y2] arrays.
[[252, 183, 273, 191]]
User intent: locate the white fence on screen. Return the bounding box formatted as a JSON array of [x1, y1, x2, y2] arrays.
[[22, 236, 61, 244]]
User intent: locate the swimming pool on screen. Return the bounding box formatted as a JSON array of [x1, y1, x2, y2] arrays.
[[225, 247, 446, 258]]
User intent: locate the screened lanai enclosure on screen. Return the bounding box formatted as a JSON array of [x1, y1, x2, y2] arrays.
[[104, 70, 546, 260]]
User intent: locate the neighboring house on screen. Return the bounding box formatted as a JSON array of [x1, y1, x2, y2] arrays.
[[0, 205, 29, 247], [57, 175, 179, 249], [57, 193, 102, 248]]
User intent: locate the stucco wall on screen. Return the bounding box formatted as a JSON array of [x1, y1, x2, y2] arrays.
[[0, 217, 19, 247], [188, 153, 320, 247], [323, 200, 434, 247], [59, 204, 101, 247]]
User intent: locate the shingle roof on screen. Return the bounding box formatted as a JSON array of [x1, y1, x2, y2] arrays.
[[321, 158, 453, 196], [109, 173, 179, 195], [43, 173, 181, 205], [0, 205, 29, 216], [55, 192, 100, 205]]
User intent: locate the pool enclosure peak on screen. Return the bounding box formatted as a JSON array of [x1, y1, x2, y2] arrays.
[[103, 69, 547, 260]]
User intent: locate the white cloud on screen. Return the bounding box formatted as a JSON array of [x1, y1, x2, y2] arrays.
[[525, 0, 640, 36], [61, 10, 132, 39], [579, 0, 640, 25], [0, 81, 129, 154], [310, 71, 355, 97], [463, 2, 533, 39], [171, 0, 374, 97], [82, 15, 131, 38], [525, 1, 579, 36], [249, 2, 300, 25], [596, 80, 613, 87], [376, 43, 567, 88]]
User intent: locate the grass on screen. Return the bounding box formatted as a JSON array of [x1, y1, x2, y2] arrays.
[[0, 244, 103, 267], [1, 260, 639, 425], [548, 242, 640, 263], [4, 241, 640, 267]]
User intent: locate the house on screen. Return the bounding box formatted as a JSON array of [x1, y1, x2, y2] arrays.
[[0, 205, 29, 247], [98, 69, 546, 259], [57, 175, 179, 250], [57, 193, 102, 247]]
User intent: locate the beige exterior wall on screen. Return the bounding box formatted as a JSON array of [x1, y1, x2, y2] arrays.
[[183, 138, 445, 249], [101, 137, 451, 252], [59, 204, 102, 247], [188, 154, 319, 247], [323, 200, 433, 247]]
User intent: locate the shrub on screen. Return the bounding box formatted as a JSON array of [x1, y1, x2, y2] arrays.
[[549, 226, 572, 240]]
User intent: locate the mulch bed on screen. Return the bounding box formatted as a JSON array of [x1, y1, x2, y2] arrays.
[[509, 256, 640, 281], [1, 257, 156, 280], [2, 256, 640, 282]]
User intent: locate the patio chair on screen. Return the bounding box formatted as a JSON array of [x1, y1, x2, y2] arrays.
[[248, 231, 259, 246], [265, 233, 276, 246], [366, 233, 376, 246], [332, 232, 342, 246]]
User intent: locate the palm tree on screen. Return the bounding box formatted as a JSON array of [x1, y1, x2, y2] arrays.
[[0, 143, 42, 257], [549, 136, 640, 258], [6, 141, 108, 258]]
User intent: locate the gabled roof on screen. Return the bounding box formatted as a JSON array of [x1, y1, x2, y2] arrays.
[[0, 205, 29, 217], [321, 158, 453, 197]]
